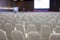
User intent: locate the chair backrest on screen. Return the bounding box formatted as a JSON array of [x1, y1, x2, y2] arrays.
[[54, 26, 60, 33], [11, 30, 25, 40], [27, 32, 41, 40], [15, 24, 24, 34], [4, 23, 13, 40], [40, 25, 51, 40], [27, 24, 37, 33], [49, 33, 60, 40], [0, 29, 8, 40], [16, 14, 23, 24]]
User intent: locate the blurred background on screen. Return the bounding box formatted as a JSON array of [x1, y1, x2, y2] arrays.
[[0, 0, 60, 12]]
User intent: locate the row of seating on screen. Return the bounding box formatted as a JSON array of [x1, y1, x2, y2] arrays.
[[23, 13, 60, 32], [0, 12, 60, 40], [0, 28, 60, 40]]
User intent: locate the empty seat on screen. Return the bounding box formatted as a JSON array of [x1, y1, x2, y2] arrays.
[[25, 20, 32, 29], [35, 23, 41, 33], [54, 26, 60, 33], [0, 18, 6, 30], [27, 32, 41, 40], [15, 24, 24, 34], [41, 23, 53, 32], [15, 15, 23, 24], [49, 33, 60, 40], [11, 29, 25, 40], [40, 25, 51, 40], [4, 23, 14, 40], [27, 24, 37, 33], [0, 24, 5, 30], [0, 29, 8, 40]]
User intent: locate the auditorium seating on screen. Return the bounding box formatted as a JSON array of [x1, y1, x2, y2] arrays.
[[4, 23, 14, 40], [11, 29, 25, 40], [0, 29, 8, 40], [40, 25, 51, 40], [54, 26, 60, 33], [27, 32, 42, 40], [15, 13, 23, 24], [15, 24, 25, 34], [49, 33, 60, 40], [0, 12, 60, 40], [27, 24, 37, 33]]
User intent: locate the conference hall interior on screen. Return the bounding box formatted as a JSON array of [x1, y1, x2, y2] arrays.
[[0, 0, 60, 40]]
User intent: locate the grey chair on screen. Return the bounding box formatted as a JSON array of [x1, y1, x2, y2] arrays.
[[27, 32, 41, 40], [11, 30, 25, 40], [0, 29, 8, 40], [27, 24, 37, 33], [4, 23, 14, 40], [40, 25, 51, 40], [54, 26, 60, 33], [49, 33, 60, 40], [15, 24, 24, 34]]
